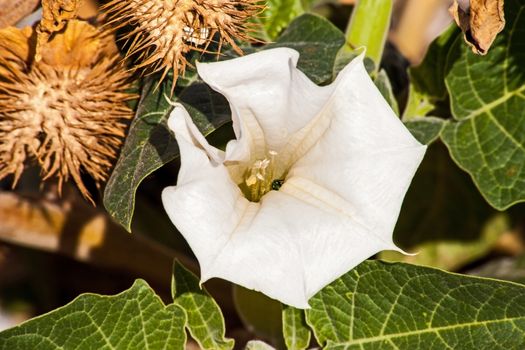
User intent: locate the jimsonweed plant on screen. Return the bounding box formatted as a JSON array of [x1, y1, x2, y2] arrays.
[[0, 0, 524, 349]]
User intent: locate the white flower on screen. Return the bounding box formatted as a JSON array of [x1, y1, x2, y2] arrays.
[[162, 48, 426, 308]]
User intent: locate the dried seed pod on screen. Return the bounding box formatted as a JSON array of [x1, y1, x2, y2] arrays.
[[0, 20, 136, 203], [102, 0, 262, 92]]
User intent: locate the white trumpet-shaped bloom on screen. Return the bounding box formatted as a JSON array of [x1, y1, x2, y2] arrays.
[[162, 48, 426, 308]]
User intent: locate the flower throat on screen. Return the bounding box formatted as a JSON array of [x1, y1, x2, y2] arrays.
[[242, 150, 284, 202]]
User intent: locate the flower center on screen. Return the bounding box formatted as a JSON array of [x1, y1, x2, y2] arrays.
[[243, 150, 283, 202]]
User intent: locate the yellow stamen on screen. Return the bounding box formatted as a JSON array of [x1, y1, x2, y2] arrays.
[[243, 150, 281, 202]]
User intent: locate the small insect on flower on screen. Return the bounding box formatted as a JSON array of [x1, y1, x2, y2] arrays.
[[101, 0, 263, 93], [0, 20, 136, 203], [271, 179, 284, 191]]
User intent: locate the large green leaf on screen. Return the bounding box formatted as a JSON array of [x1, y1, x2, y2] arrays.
[[404, 117, 445, 145], [390, 142, 495, 251], [381, 142, 504, 272], [374, 69, 399, 115], [403, 25, 461, 120], [441, 0, 525, 210], [104, 14, 345, 230], [172, 261, 234, 350], [103, 76, 231, 231], [306, 260, 525, 349], [0, 280, 186, 350], [266, 14, 345, 85], [282, 306, 311, 350]]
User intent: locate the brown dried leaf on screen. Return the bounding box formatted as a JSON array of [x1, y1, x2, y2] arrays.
[[450, 0, 505, 55], [39, 20, 108, 67], [36, 0, 84, 61], [40, 0, 83, 33], [0, 26, 33, 77], [77, 0, 99, 19], [0, 0, 39, 28]]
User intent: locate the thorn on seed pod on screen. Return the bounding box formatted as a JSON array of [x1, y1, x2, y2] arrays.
[[101, 0, 264, 95]]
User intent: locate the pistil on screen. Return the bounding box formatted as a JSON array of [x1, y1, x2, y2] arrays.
[[243, 150, 282, 202]]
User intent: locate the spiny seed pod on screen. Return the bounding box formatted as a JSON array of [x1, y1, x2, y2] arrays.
[[102, 0, 262, 91], [0, 20, 136, 203]]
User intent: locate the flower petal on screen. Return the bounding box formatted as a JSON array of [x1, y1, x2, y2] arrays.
[[163, 53, 427, 309], [162, 105, 237, 271], [200, 187, 389, 307], [162, 106, 309, 307], [287, 55, 426, 247], [196, 48, 333, 163]]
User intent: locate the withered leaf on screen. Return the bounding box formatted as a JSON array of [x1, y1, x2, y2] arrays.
[[450, 0, 505, 55], [0, 26, 33, 77], [35, 0, 84, 60], [40, 0, 83, 33], [38, 19, 114, 67]]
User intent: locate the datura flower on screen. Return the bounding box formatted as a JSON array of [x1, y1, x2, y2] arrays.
[[162, 48, 426, 308]]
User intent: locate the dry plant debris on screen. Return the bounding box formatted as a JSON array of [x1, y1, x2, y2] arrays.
[[102, 0, 263, 92], [0, 20, 136, 203], [40, 0, 83, 33], [36, 0, 84, 61], [0, 0, 40, 28], [450, 0, 505, 54], [0, 190, 185, 287]]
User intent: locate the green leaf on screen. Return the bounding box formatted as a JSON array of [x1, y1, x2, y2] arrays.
[[389, 143, 495, 259], [172, 261, 234, 350], [282, 306, 311, 350], [332, 49, 375, 80], [0, 280, 186, 350], [441, 0, 525, 210], [403, 25, 461, 120], [332, 49, 359, 78], [404, 117, 445, 145], [268, 13, 346, 84], [306, 260, 525, 349], [104, 13, 345, 230], [231, 14, 345, 84], [344, 0, 392, 68], [374, 69, 399, 115], [103, 76, 231, 231], [255, 0, 304, 40]]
